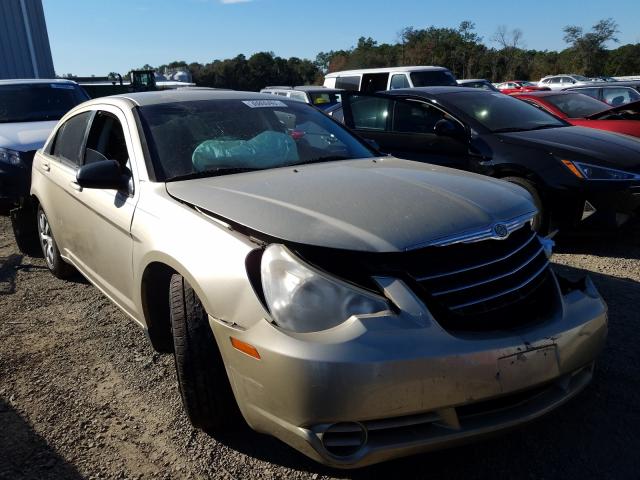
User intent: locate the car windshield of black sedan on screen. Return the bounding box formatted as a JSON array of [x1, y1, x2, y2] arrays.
[[0, 83, 88, 123], [444, 91, 567, 133], [137, 99, 375, 181], [542, 93, 610, 118]]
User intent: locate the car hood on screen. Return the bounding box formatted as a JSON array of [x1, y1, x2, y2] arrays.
[[0, 120, 57, 151], [587, 100, 640, 119], [496, 126, 640, 171], [166, 158, 535, 253]]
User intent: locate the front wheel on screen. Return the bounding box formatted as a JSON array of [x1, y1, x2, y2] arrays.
[[37, 206, 75, 279], [169, 274, 241, 432], [502, 177, 548, 234]]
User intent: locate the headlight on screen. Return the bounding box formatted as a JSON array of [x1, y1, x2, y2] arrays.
[[561, 159, 640, 180], [260, 244, 389, 333], [0, 148, 23, 166]]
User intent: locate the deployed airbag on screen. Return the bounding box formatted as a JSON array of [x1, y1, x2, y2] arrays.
[[192, 131, 299, 171]]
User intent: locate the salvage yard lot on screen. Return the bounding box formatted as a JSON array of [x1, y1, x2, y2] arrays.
[[1, 215, 639, 480]]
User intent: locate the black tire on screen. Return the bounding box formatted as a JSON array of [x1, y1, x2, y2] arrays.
[[36, 205, 75, 279], [169, 273, 241, 431], [10, 202, 40, 256], [502, 176, 548, 234]]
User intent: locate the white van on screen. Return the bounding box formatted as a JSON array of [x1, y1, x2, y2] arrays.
[[323, 66, 457, 92]]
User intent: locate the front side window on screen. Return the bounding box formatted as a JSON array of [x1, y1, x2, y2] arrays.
[[390, 74, 410, 90], [335, 76, 360, 91], [51, 111, 92, 166], [84, 112, 130, 166], [443, 91, 567, 132], [542, 93, 609, 117], [410, 70, 457, 87], [0, 83, 88, 123], [392, 100, 447, 134], [137, 99, 374, 181]]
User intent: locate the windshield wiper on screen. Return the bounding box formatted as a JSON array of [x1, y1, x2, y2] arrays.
[[492, 127, 526, 133], [525, 124, 563, 131], [166, 167, 258, 182]]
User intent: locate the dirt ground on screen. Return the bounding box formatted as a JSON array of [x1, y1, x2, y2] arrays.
[[1, 215, 639, 480]]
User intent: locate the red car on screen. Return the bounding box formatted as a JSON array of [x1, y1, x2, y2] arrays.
[[496, 81, 550, 94], [513, 91, 640, 138]]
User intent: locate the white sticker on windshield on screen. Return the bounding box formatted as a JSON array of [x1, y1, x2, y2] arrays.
[[51, 83, 76, 89], [243, 100, 288, 108]]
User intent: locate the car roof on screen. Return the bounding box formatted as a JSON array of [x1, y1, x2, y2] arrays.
[[513, 91, 583, 98], [383, 86, 468, 97], [568, 82, 640, 89], [0, 78, 79, 86], [110, 89, 286, 107], [262, 86, 342, 93], [325, 66, 449, 78], [457, 79, 489, 83]]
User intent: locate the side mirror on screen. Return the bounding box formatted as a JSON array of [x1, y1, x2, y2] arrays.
[[434, 119, 466, 140], [76, 160, 128, 190]]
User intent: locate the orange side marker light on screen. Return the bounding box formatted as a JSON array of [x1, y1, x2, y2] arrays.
[[231, 337, 261, 359], [561, 160, 584, 179]]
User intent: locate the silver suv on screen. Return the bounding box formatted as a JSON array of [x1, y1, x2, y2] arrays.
[[18, 90, 607, 468], [538, 74, 601, 90]]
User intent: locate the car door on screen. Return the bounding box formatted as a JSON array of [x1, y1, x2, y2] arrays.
[[63, 107, 139, 316], [38, 110, 93, 253], [341, 93, 471, 169]]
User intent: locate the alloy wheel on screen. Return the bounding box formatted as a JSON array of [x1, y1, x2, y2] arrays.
[[38, 209, 55, 270]]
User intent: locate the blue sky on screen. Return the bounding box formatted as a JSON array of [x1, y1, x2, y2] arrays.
[[42, 0, 640, 76]]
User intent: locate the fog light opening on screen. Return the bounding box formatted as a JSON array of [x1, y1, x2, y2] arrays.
[[321, 422, 368, 457]]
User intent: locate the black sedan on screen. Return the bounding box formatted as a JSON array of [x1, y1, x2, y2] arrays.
[[326, 87, 640, 233]]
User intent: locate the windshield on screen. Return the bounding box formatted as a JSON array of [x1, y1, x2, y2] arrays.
[[137, 99, 375, 181], [572, 75, 590, 82], [542, 93, 609, 117], [0, 83, 88, 123], [410, 70, 458, 87], [308, 92, 342, 110], [519, 82, 537, 87], [443, 91, 567, 132]]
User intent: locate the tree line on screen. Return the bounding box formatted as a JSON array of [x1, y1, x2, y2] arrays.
[[132, 18, 639, 90]]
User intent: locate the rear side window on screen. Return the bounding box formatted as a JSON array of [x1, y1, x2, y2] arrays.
[[349, 95, 392, 130], [361, 73, 389, 93], [52, 111, 92, 166], [390, 74, 410, 90], [410, 70, 457, 87], [335, 76, 360, 91], [572, 88, 600, 100]]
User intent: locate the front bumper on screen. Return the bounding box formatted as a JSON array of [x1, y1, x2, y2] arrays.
[[210, 270, 607, 468], [550, 183, 640, 230], [0, 162, 32, 210]]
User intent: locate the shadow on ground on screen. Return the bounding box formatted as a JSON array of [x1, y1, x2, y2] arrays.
[[0, 399, 84, 480]]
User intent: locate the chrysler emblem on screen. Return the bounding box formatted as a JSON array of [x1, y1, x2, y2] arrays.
[[493, 223, 509, 238]]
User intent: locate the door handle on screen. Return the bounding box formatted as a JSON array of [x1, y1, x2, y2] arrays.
[[70, 181, 82, 192], [41, 161, 50, 172]]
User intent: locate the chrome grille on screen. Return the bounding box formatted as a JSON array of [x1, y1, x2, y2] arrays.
[[408, 225, 553, 330]]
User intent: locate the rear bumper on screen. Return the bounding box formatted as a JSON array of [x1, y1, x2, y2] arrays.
[[210, 271, 607, 468]]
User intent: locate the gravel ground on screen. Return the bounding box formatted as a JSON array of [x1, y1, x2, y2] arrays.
[[1, 215, 639, 480]]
